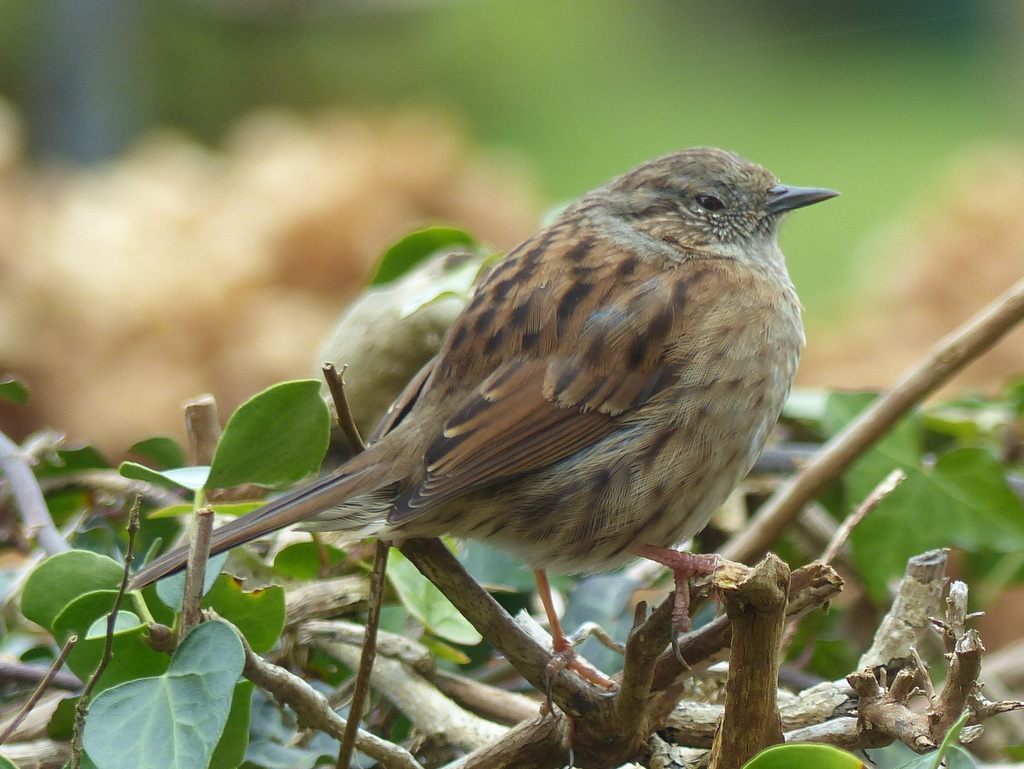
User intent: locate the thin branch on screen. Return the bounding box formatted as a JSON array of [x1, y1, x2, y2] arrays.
[[179, 506, 215, 640], [337, 539, 388, 769], [323, 639, 507, 751], [398, 538, 605, 717], [71, 498, 140, 767], [433, 670, 538, 726], [236, 627, 421, 769], [0, 430, 69, 555], [322, 362, 365, 453], [821, 468, 906, 566], [0, 661, 82, 692], [36, 470, 183, 508], [0, 635, 78, 745], [723, 274, 1024, 565]]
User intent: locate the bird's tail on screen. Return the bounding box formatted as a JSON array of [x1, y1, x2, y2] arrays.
[[127, 462, 389, 590]]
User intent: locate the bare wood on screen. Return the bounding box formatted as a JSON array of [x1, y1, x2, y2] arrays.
[[0, 430, 69, 555], [723, 274, 1024, 565], [709, 555, 790, 769], [72, 501, 140, 768], [284, 576, 370, 628], [179, 506, 214, 641], [398, 538, 605, 716], [434, 671, 539, 726], [652, 561, 843, 690], [184, 394, 221, 466], [337, 540, 388, 769], [236, 628, 421, 769], [0, 635, 77, 745], [858, 549, 948, 672], [322, 362, 365, 454], [324, 640, 507, 751], [298, 619, 435, 677]]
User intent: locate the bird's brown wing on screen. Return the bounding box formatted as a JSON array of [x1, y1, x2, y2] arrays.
[[387, 235, 692, 522]]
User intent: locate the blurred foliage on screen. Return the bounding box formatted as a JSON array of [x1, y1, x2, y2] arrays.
[[0, 0, 1020, 315]]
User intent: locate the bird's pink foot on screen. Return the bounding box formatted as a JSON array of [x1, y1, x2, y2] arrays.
[[631, 545, 719, 657]]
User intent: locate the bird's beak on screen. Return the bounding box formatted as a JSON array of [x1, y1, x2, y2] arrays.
[[765, 184, 839, 215]]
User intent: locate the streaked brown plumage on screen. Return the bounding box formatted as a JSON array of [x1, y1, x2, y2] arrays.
[[130, 149, 836, 631]]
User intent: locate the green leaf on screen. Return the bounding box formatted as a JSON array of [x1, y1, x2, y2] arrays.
[[202, 574, 286, 655], [129, 437, 188, 469], [146, 501, 262, 520], [206, 379, 330, 490], [119, 461, 209, 492], [0, 374, 29, 405], [272, 540, 348, 580], [52, 592, 170, 693], [0, 757, 17, 769], [420, 635, 471, 664], [153, 552, 229, 612], [743, 743, 866, 769], [371, 226, 477, 285], [83, 620, 244, 769], [387, 549, 482, 646], [22, 551, 125, 632], [209, 681, 254, 769], [47, 695, 78, 740], [824, 393, 1024, 600], [35, 445, 110, 477]]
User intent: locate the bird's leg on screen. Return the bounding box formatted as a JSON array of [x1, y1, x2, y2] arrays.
[[533, 569, 617, 691], [630, 544, 719, 653]]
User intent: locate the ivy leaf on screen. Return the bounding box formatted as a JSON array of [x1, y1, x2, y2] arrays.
[[83, 621, 244, 769], [22, 551, 125, 632], [207, 380, 330, 490], [128, 437, 188, 469], [119, 462, 209, 492], [387, 549, 482, 646], [370, 226, 477, 286], [742, 743, 866, 768]]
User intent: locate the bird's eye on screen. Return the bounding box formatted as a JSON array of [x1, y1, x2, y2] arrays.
[[695, 194, 725, 212]]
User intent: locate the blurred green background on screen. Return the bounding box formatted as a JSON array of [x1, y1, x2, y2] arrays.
[[0, 0, 1019, 316]]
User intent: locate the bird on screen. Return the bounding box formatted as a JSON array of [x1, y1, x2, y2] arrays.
[[129, 147, 836, 680]]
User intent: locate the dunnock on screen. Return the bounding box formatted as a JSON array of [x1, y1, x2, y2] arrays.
[[130, 147, 836, 675]]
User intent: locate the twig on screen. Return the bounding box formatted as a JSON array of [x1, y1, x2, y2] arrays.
[[820, 468, 906, 566], [322, 362, 365, 453], [337, 539, 389, 769], [0, 635, 78, 745], [323, 639, 507, 751], [298, 619, 435, 677], [0, 660, 82, 691], [0, 430, 69, 555], [179, 506, 214, 640], [321, 363, 379, 769], [36, 470, 183, 508], [433, 670, 539, 726], [71, 498, 140, 768], [184, 394, 221, 466], [723, 274, 1024, 565], [236, 627, 420, 769], [398, 538, 603, 716]]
